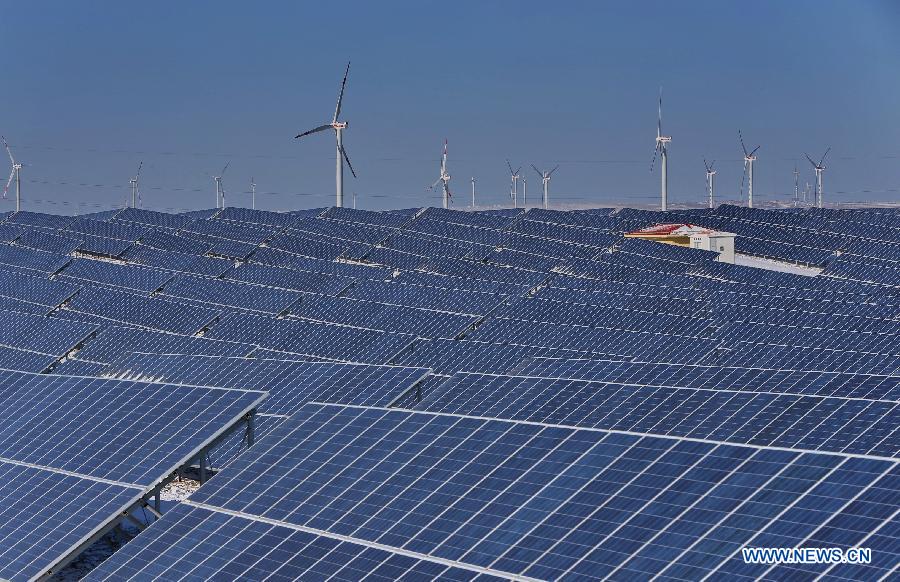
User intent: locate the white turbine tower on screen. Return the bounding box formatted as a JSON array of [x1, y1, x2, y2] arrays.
[[793, 164, 800, 207], [507, 160, 522, 208], [704, 158, 716, 209], [429, 140, 451, 208], [531, 164, 559, 210], [294, 61, 356, 208], [129, 161, 143, 209], [522, 176, 527, 207], [650, 89, 671, 212], [739, 130, 760, 208], [208, 162, 229, 209], [805, 147, 830, 209], [471, 177, 476, 208], [2, 137, 22, 212], [250, 177, 256, 210]]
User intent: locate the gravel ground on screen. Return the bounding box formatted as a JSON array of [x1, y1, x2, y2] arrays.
[[52, 478, 202, 581]]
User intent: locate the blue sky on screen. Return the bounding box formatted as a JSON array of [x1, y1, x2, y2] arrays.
[[1, 0, 898, 212]]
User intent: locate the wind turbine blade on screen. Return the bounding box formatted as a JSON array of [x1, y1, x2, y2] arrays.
[[650, 146, 658, 173], [657, 88, 662, 137], [136, 161, 143, 179], [507, 159, 514, 175], [531, 164, 543, 178], [704, 158, 710, 171], [3, 170, 12, 199], [804, 152, 817, 167], [221, 162, 230, 176], [739, 130, 748, 157], [2, 136, 14, 165], [749, 145, 760, 157], [820, 147, 831, 166], [294, 124, 333, 139], [340, 145, 357, 178], [548, 165, 560, 176], [333, 61, 350, 123], [430, 177, 441, 190]]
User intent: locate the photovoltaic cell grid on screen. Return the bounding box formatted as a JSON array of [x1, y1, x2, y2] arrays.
[[88, 403, 900, 581], [414, 373, 900, 457], [518, 358, 900, 401], [0, 370, 266, 580], [103, 353, 431, 415], [5, 204, 900, 579]]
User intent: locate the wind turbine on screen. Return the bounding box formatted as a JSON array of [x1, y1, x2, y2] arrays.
[[793, 164, 800, 207], [429, 139, 451, 208], [2, 137, 22, 212], [805, 147, 830, 209], [704, 159, 716, 209], [739, 130, 760, 208], [650, 89, 672, 211], [531, 164, 559, 209], [250, 177, 256, 210], [522, 176, 527, 207], [507, 160, 522, 208], [471, 177, 476, 208], [208, 162, 229, 209], [294, 61, 356, 207], [129, 161, 143, 209]]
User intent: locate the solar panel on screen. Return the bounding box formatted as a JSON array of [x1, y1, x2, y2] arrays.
[[390, 338, 603, 376], [6, 210, 75, 230], [224, 262, 353, 295], [0, 310, 97, 355], [105, 353, 431, 414], [0, 244, 70, 274], [63, 286, 221, 334], [0, 370, 266, 579], [518, 358, 900, 400], [138, 228, 213, 254], [0, 344, 61, 372], [122, 243, 233, 277], [415, 372, 899, 456], [88, 504, 497, 581], [113, 207, 193, 229], [72, 325, 253, 365], [161, 275, 304, 315], [58, 257, 173, 293], [88, 403, 898, 581], [15, 228, 84, 254], [215, 206, 298, 228], [0, 266, 79, 307], [205, 311, 416, 364]]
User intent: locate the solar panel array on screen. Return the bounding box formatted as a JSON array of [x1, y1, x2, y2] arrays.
[[0, 370, 264, 580], [0, 203, 896, 579]]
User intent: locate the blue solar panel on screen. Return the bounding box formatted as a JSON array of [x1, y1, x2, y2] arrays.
[[0, 244, 70, 274], [122, 243, 233, 277], [88, 503, 500, 581], [6, 210, 75, 230], [15, 228, 83, 254], [138, 228, 213, 254], [64, 286, 221, 334], [518, 358, 900, 400], [72, 325, 253, 364], [415, 372, 899, 456], [113, 207, 193, 229], [0, 345, 61, 372], [99, 402, 897, 582], [0, 310, 97, 355], [58, 257, 173, 292], [105, 354, 431, 414], [161, 275, 304, 314], [224, 262, 353, 295], [0, 369, 266, 579], [0, 267, 79, 307], [215, 206, 298, 227]]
